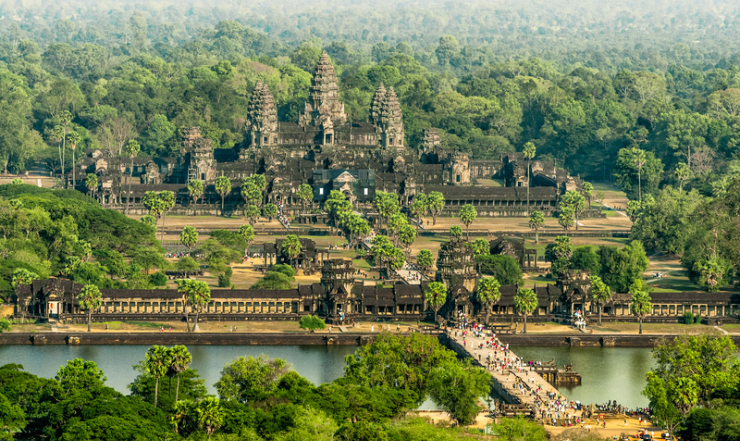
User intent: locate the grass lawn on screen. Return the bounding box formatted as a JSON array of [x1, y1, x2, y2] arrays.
[[594, 322, 722, 335]]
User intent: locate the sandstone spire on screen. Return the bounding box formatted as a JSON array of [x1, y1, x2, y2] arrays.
[[299, 51, 347, 127], [369, 82, 386, 126], [246, 81, 278, 147]]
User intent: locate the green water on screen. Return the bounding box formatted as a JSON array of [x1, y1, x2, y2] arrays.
[[0, 344, 654, 408]]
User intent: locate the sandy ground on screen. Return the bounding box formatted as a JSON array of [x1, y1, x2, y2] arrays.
[[416, 411, 664, 439]]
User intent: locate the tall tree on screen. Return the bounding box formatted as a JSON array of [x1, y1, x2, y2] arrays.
[[85, 173, 98, 198], [514, 288, 538, 334], [630, 283, 652, 335], [477, 277, 501, 324], [180, 226, 198, 250], [416, 249, 434, 275], [297, 183, 313, 208], [674, 163, 691, 191], [424, 281, 447, 323], [458, 204, 477, 240], [529, 211, 545, 244], [558, 207, 575, 236], [582, 182, 594, 209], [450, 225, 463, 239], [123, 140, 140, 215], [187, 180, 204, 216], [590, 274, 611, 325], [66, 130, 81, 188], [281, 235, 302, 269], [560, 190, 586, 230], [215, 176, 232, 216], [427, 191, 445, 226], [167, 345, 192, 402], [633, 147, 647, 202], [144, 345, 171, 408], [159, 191, 175, 243], [238, 224, 255, 256], [177, 279, 212, 332], [196, 397, 224, 441], [523, 142, 536, 215], [77, 284, 102, 332]]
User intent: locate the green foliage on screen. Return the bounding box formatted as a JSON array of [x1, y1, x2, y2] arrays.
[[424, 281, 447, 318], [344, 333, 458, 405], [599, 241, 650, 293], [148, 271, 168, 287], [449, 225, 463, 238], [476, 254, 524, 286], [0, 317, 11, 333], [489, 417, 547, 441], [570, 246, 601, 274], [299, 315, 326, 332], [644, 335, 740, 433], [180, 226, 199, 250], [251, 271, 294, 290], [427, 359, 490, 425], [416, 249, 434, 272], [683, 310, 695, 325], [216, 355, 293, 404]]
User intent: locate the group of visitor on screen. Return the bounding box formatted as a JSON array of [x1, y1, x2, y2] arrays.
[[165, 251, 192, 258], [276, 201, 291, 228]]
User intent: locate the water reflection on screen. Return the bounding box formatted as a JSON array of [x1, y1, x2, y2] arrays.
[[514, 346, 655, 408], [0, 344, 655, 408]]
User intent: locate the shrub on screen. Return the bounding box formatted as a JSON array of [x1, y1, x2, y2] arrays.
[[299, 315, 326, 332], [148, 271, 168, 287], [683, 311, 694, 325], [694, 314, 702, 325], [268, 264, 295, 278]]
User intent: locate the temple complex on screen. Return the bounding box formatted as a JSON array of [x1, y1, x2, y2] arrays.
[[71, 52, 587, 218]]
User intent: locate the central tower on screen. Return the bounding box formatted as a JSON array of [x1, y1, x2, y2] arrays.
[[299, 51, 347, 142]]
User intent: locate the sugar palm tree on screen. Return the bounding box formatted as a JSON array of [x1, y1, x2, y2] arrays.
[[77, 284, 102, 332], [85, 173, 98, 198], [187, 180, 204, 216], [528, 211, 545, 244], [590, 275, 611, 326], [458, 204, 477, 240], [238, 224, 255, 256], [159, 191, 175, 242], [123, 140, 140, 214], [197, 397, 224, 441], [67, 131, 81, 189], [514, 288, 538, 334], [281, 235, 302, 269], [632, 147, 646, 202], [425, 281, 447, 323], [477, 277, 501, 324], [167, 345, 192, 402], [630, 286, 652, 335], [675, 163, 690, 191], [215, 175, 232, 216], [180, 226, 198, 250], [523, 142, 536, 215], [144, 345, 171, 408]]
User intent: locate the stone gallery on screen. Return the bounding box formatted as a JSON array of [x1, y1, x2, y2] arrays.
[[73, 52, 584, 217]]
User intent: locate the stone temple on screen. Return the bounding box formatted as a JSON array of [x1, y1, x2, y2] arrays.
[[73, 51, 584, 217]]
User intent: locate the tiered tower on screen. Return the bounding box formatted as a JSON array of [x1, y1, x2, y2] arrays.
[[369, 82, 386, 126], [378, 87, 404, 150], [245, 81, 278, 148], [299, 51, 347, 136]]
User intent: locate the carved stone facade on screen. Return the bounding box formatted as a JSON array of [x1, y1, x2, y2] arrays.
[[70, 52, 586, 216]]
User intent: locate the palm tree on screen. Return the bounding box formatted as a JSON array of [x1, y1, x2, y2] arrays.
[[424, 281, 447, 323], [50, 125, 65, 178], [67, 131, 81, 189], [123, 140, 140, 214], [590, 275, 611, 326], [523, 142, 536, 215], [281, 235, 302, 269], [215, 175, 232, 216], [159, 191, 175, 243], [582, 182, 594, 209], [85, 173, 98, 198], [180, 226, 198, 250], [514, 288, 538, 334], [630, 286, 652, 335], [238, 224, 255, 256], [59, 111, 72, 187], [458, 204, 477, 240], [528, 211, 545, 244], [427, 191, 445, 226], [77, 284, 102, 332], [632, 147, 646, 202], [187, 180, 204, 216], [167, 345, 192, 402], [144, 345, 171, 408], [477, 278, 501, 324], [297, 183, 313, 209], [176, 279, 212, 332], [196, 397, 224, 441]]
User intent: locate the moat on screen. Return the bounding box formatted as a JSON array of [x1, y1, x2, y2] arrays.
[[0, 344, 655, 408]]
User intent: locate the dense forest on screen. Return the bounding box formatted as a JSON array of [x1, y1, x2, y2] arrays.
[[1, 1, 740, 287]]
